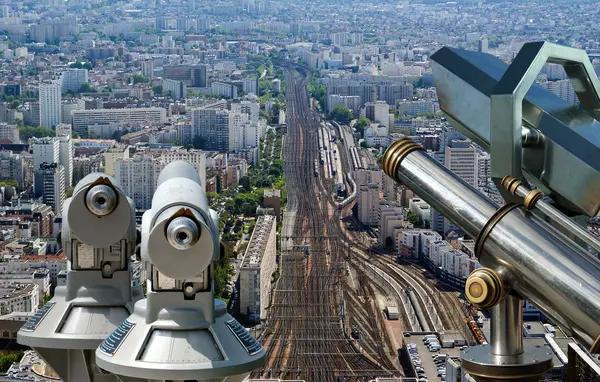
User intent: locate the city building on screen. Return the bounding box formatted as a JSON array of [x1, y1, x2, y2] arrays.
[[39, 80, 62, 129], [242, 77, 259, 96], [34, 163, 66, 216], [163, 65, 207, 87], [141, 60, 154, 79], [72, 108, 167, 135], [61, 68, 88, 93], [32, 137, 60, 171], [0, 123, 18, 143], [0, 284, 39, 315], [239, 214, 277, 322], [163, 78, 187, 100], [190, 108, 230, 152], [445, 139, 478, 187]]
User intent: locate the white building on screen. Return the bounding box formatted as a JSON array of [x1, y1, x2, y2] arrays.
[[445, 139, 478, 187], [116, 152, 207, 209], [242, 77, 259, 96], [357, 183, 380, 226], [231, 100, 260, 125], [141, 60, 154, 79], [0, 284, 39, 315], [363, 100, 392, 130], [56, 125, 74, 188], [39, 80, 62, 129], [0, 269, 50, 305], [32, 137, 59, 171], [115, 155, 155, 210], [61, 68, 88, 93], [327, 94, 361, 115], [409, 197, 431, 228], [35, 163, 66, 216], [72, 108, 167, 135], [61, 99, 84, 125], [239, 214, 277, 321], [0, 123, 18, 143], [163, 78, 187, 100]]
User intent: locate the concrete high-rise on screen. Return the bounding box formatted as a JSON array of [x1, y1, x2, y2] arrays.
[[39, 80, 62, 129], [61, 69, 88, 93], [141, 61, 154, 79], [190, 108, 230, 152], [56, 124, 73, 188], [444, 139, 478, 187], [32, 137, 60, 171], [34, 163, 66, 216]]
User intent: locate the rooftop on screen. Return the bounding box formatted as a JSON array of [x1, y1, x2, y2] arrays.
[[241, 215, 276, 269]]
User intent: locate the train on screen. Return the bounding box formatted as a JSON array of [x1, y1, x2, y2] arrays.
[[337, 173, 357, 210], [468, 320, 487, 345], [314, 160, 319, 177], [349, 146, 362, 171]]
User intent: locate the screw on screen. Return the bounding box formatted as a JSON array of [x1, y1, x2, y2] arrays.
[[103, 264, 111, 273], [185, 285, 194, 294]]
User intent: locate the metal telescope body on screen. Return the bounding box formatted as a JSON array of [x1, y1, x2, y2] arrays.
[[17, 174, 141, 382], [17, 162, 266, 381], [382, 42, 600, 381]]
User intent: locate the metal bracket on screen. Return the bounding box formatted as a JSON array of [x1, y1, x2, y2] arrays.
[[490, 41, 600, 202]]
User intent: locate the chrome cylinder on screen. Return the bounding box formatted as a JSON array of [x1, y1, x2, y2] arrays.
[[513, 185, 600, 257], [382, 139, 600, 347], [166, 216, 200, 250], [491, 295, 523, 356], [85, 184, 118, 216]]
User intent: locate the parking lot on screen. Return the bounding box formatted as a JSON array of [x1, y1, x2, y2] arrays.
[[405, 333, 463, 381]]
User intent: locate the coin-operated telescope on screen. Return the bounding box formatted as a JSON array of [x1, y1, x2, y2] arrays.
[[382, 42, 600, 382], [96, 161, 266, 382], [18, 174, 141, 382]]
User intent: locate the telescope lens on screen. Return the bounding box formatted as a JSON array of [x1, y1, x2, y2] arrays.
[[166, 217, 200, 250], [86, 185, 118, 216]]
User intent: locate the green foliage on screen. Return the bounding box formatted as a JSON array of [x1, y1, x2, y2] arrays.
[[10, 99, 20, 109], [407, 210, 422, 227], [0, 351, 23, 372], [43, 294, 53, 304], [359, 141, 368, 149], [70, 61, 93, 70], [354, 117, 370, 137], [0, 179, 18, 188], [152, 85, 163, 95], [79, 82, 95, 93], [19, 125, 55, 140], [131, 74, 150, 84], [308, 80, 326, 111], [329, 105, 353, 122]]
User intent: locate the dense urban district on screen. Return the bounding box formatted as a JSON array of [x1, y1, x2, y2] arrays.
[[0, 0, 598, 381]]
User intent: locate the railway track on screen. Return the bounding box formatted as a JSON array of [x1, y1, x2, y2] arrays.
[[252, 63, 396, 381]]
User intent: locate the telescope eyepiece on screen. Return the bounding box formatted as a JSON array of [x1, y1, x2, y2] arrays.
[[166, 216, 200, 250], [86, 184, 118, 217]]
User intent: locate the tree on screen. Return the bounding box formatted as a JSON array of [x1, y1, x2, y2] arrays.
[[0, 352, 23, 372], [0, 179, 18, 188], [329, 105, 353, 122], [407, 211, 422, 227], [359, 141, 368, 149], [152, 85, 163, 95], [131, 74, 150, 84], [19, 125, 55, 140], [354, 117, 370, 136], [10, 99, 20, 109], [79, 82, 94, 93]]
